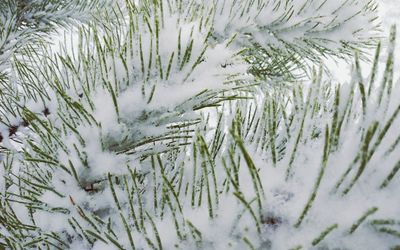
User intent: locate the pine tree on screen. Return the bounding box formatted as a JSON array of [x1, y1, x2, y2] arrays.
[[2, 0, 400, 249]]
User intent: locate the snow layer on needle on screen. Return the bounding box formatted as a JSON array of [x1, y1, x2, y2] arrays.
[[214, 0, 379, 57]]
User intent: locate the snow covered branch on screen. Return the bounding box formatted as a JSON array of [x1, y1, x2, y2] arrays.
[[2, 1, 398, 250]]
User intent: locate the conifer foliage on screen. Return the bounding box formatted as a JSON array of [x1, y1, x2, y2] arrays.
[[2, 0, 399, 249]]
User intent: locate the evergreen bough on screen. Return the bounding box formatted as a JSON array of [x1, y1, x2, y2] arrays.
[[2, 0, 399, 249]]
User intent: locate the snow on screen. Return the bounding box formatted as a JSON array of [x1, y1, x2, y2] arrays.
[[1, 0, 400, 249]]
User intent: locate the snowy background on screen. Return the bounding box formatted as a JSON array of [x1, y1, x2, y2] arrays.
[[327, 0, 400, 82], [380, 0, 400, 77], [380, 0, 400, 31]]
